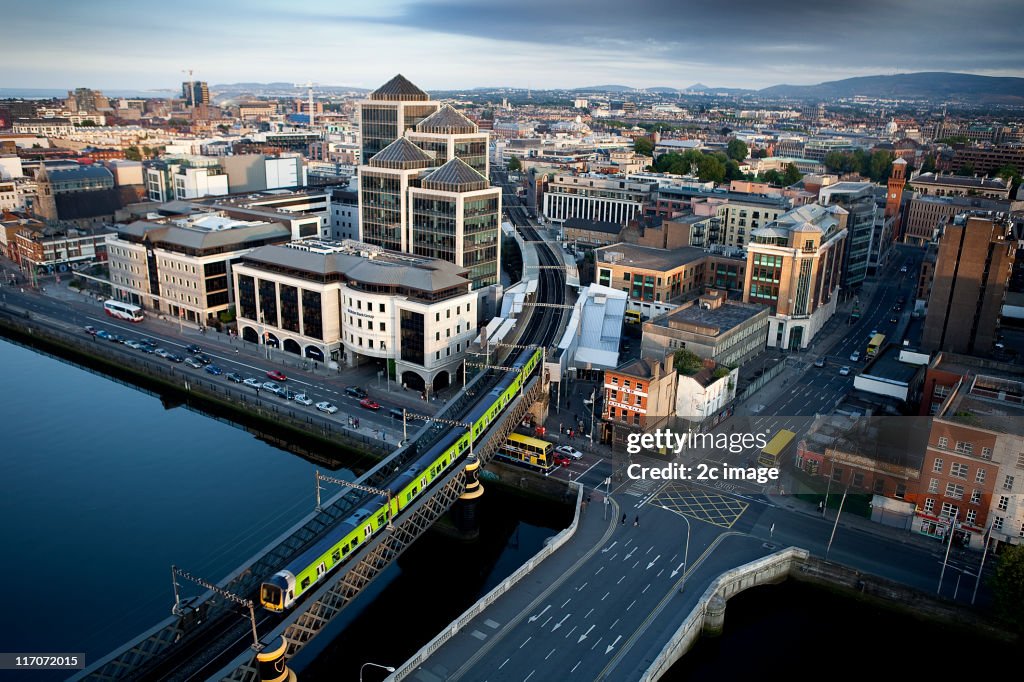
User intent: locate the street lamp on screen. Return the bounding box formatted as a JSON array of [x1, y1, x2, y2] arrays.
[[360, 662, 395, 681], [679, 512, 691, 591]]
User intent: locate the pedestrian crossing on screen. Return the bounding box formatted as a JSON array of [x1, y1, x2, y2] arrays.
[[620, 477, 661, 498]]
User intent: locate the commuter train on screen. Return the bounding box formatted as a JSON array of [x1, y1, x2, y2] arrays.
[[260, 347, 543, 612]]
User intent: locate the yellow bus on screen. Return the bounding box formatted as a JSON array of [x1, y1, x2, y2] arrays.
[[866, 333, 885, 358], [499, 433, 556, 471], [758, 429, 796, 468], [625, 309, 642, 325]]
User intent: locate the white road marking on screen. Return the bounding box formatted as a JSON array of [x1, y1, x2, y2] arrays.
[[552, 614, 570, 632], [606, 635, 622, 654], [626, 599, 636, 611], [578, 625, 595, 643], [585, 608, 594, 619], [601, 591, 610, 601], [601, 541, 617, 554], [545, 648, 556, 660], [576, 582, 587, 592], [499, 658, 509, 670], [571, 661, 581, 673], [617, 575, 625, 584], [561, 598, 571, 608], [528, 605, 550, 623], [642, 583, 651, 594], [646, 554, 660, 570], [520, 636, 531, 648]]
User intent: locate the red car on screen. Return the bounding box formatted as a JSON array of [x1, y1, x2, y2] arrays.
[[359, 398, 380, 410], [266, 370, 287, 381], [553, 453, 572, 467]]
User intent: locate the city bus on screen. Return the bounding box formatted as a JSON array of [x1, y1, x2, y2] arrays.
[[103, 299, 144, 322], [757, 429, 797, 468], [624, 309, 642, 325], [498, 433, 556, 471], [866, 333, 885, 358]]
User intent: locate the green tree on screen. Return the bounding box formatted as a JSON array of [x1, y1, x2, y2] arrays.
[[868, 150, 894, 182], [761, 169, 783, 186], [782, 163, 802, 186], [752, 148, 769, 159], [727, 138, 748, 161], [76, 119, 97, 127], [507, 156, 522, 172], [673, 349, 703, 375], [124, 146, 142, 161], [995, 164, 1021, 183], [724, 159, 744, 181], [921, 155, 937, 173], [697, 155, 726, 183], [634, 137, 654, 156], [957, 163, 975, 176], [992, 544, 1024, 632]]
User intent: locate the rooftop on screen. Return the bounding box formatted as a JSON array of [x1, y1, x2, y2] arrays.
[[914, 172, 1009, 190], [118, 219, 291, 251], [368, 74, 430, 102], [368, 137, 435, 170], [563, 217, 623, 235], [242, 242, 470, 293], [420, 157, 489, 192], [860, 345, 922, 386], [415, 105, 478, 135], [650, 300, 768, 337], [594, 242, 706, 271], [939, 374, 1024, 436]]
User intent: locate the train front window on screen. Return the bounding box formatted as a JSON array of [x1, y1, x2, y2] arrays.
[[261, 584, 282, 607]]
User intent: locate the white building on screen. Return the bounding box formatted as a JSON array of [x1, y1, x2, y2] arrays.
[[173, 165, 229, 200], [675, 366, 739, 426], [232, 240, 477, 393], [543, 173, 655, 227]]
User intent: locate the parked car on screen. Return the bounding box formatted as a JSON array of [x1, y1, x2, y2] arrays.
[[204, 364, 223, 376], [154, 348, 171, 358], [84, 325, 97, 335], [849, 350, 860, 362], [108, 334, 125, 343], [266, 370, 287, 381], [316, 401, 339, 414], [839, 366, 851, 376], [359, 398, 380, 410], [555, 445, 583, 460], [278, 388, 297, 400], [900, 265, 908, 273], [243, 377, 262, 388], [166, 353, 185, 363], [390, 408, 405, 421], [294, 393, 313, 406], [185, 344, 202, 354], [262, 381, 281, 392], [813, 357, 826, 368], [345, 386, 368, 399], [225, 372, 244, 383], [184, 357, 204, 369]]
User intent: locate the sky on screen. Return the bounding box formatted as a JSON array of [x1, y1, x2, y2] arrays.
[[6, 0, 1024, 92]]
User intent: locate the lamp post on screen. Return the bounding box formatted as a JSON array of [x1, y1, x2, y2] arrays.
[[679, 511, 691, 590], [360, 662, 395, 681]]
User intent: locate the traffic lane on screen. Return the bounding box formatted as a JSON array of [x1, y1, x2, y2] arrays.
[[478, 504, 721, 681]]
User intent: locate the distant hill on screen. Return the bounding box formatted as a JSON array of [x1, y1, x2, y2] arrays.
[[759, 72, 1024, 103], [573, 85, 637, 93], [212, 82, 371, 94]]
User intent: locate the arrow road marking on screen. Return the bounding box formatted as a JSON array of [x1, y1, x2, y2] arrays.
[[646, 554, 660, 570], [601, 541, 617, 553], [552, 613, 571, 632], [578, 625, 595, 643], [606, 635, 622, 654], [528, 605, 550, 623], [670, 562, 684, 578]]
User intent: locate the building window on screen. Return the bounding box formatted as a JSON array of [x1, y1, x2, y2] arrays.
[[609, 407, 616, 419], [993, 516, 1004, 531], [965, 509, 977, 526], [611, 377, 618, 385], [1017, 453, 1024, 469], [981, 447, 992, 460], [923, 498, 935, 513], [944, 483, 964, 500], [998, 495, 1009, 511], [1005, 475, 1016, 491], [928, 478, 938, 493], [940, 502, 958, 520], [954, 441, 973, 456], [853, 472, 864, 488], [895, 483, 906, 499], [633, 413, 640, 425], [831, 466, 843, 483], [971, 489, 981, 504], [975, 469, 986, 484], [611, 390, 618, 400], [937, 436, 948, 449], [932, 458, 943, 473], [950, 462, 968, 479]]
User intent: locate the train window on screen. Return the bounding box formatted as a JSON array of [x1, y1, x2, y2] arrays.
[[421, 478, 427, 488], [332, 550, 341, 562], [342, 546, 349, 556], [364, 526, 372, 538], [301, 577, 310, 589], [352, 537, 359, 546]]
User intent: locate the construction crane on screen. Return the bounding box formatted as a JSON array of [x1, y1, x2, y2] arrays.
[[295, 81, 317, 127]]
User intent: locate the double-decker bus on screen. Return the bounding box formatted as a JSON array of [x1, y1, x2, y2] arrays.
[[498, 433, 555, 471], [866, 333, 885, 358], [624, 309, 642, 325], [103, 299, 144, 322], [758, 429, 797, 468]]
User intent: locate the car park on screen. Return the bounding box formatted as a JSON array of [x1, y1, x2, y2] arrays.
[[266, 370, 287, 381], [555, 445, 583, 460], [839, 366, 851, 376], [359, 398, 380, 410], [205, 365, 223, 376], [294, 393, 313, 406], [225, 372, 244, 383], [243, 377, 262, 388], [345, 386, 368, 399], [184, 357, 204, 369], [316, 401, 339, 414]]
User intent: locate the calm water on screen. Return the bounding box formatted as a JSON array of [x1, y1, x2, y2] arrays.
[[0, 336, 568, 680]]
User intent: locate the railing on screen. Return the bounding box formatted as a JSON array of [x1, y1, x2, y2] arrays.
[[386, 482, 584, 681]]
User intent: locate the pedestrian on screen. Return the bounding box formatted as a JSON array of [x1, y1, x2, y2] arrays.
[[621, 513, 626, 525], [634, 515, 639, 527]]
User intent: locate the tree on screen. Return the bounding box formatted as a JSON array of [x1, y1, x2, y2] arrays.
[[866, 150, 894, 183], [761, 169, 783, 186], [76, 119, 97, 127], [752, 148, 769, 159], [921, 155, 937, 173], [673, 349, 703, 376], [124, 146, 142, 161], [992, 544, 1024, 632], [995, 164, 1021, 183], [634, 137, 654, 156], [727, 138, 748, 161], [724, 159, 744, 181], [698, 155, 726, 183], [507, 156, 522, 172], [782, 163, 802, 186], [957, 163, 975, 176]]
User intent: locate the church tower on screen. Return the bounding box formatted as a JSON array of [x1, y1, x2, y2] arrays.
[[886, 157, 907, 240]]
